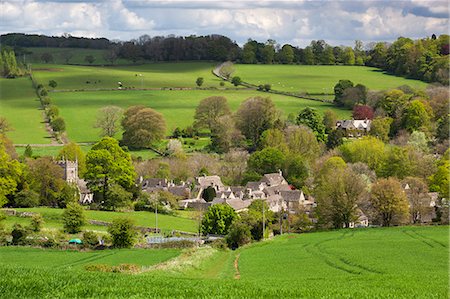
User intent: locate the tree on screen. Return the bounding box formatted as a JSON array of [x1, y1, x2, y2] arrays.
[[61, 51, 73, 64], [11, 223, 29, 245], [94, 106, 123, 137], [284, 126, 322, 162], [48, 80, 57, 89], [326, 129, 344, 149], [380, 146, 413, 179], [84, 137, 136, 203], [196, 77, 204, 87], [62, 203, 86, 233], [279, 44, 294, 64], [248, 147, 286, 175], [0, 117, 12, 134], [231, 76, 242, 86], [407, 131, 428, 153], [84, 55, 95, 64], [370, 178, 409, 226], [341, 84, 367, 108], [51, 117, 66, 133], [24, 144, 33, 158], [201, 204, 237, 235], [57, 142, 86, 177], [201, 186, 216, 202], [429, 154, 449, 199], [193, 96, 231, 132], [339, 136, 386, 174], [352, 105, 374, 120], [402, 100, 431, 132], [341, 47, 355, 65], [296, 107, 326, 142], [83, 231, 99, 247], [209, 115, 243, 154], [285, 154, 309, 189], [333, 79, 354, 106], [13, 189, 39, 207], [315, 167, 367, 228], [235, 97, 279, 147], [122, 106, 166, 148], [226, 220, 252, 249], [369, 117, 393, 142], [46, 105, 59, 121], [28, 157, 64, 207], [322, 109, 337, 133], [104, 184, 133, 211], [402, 177, 431, 223], [108, 217, 137, 248]]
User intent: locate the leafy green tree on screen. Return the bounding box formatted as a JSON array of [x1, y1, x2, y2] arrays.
[[84, 55, 95, 64], [242, 40, 257, 64], [248, 147, 286, 175], [94, 106, 123, 137], [48, 80, 57, 89], [108, 217, 137, 248], [296, 107, 326, 142], [280, 44, 295, 64], [370, 178, 410, 226], [402, 177, 431, 223], [231, 76, 242, 86], [226, 220, 252, 249], [380, 146, 413, 179], [303, 47, 315, 64], [85, 137, 136, 202], [193, 96, 231, 132], [46, 105, 59, 120], [407, 131, 428, 153], [284, 154, 309, 189], [341, 47, 355, 65], [28, 157, 65, 207], [369, 117, 393, 142], [259, 128, 287, 152], [196, 77, 204, 87], [0, 117, 12, 134], [58, 183, 79, 208], [333, 79, 354, 106], [235, 97, 279, 147], [429, 152, 449, 199], [326, 129, 344, 149], [82, 231, 99, 247], [284, 126, 322, 162], [104, 184, 133, 211], [62, 203, 86, 234], [377, 89, 409, 117], [201, 204, 237, 235], [402, 100, 431, 132], [41, 52, 53, 63], [57, 142, 87, 177], [51, 117, 66, 133], [122, 106, 166, 148], [322, 109, 337, 133], [339, 136, 386, 174]]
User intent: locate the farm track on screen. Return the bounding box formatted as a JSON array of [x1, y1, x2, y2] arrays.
[[402, 229, 447, 248], [305, 231, 382, 275], [56, 251, 117, 268], [234, 253, 241, 280]]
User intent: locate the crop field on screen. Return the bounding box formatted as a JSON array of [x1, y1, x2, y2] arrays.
[[5, 207, 198, 233], [0, 226, 447, 298], [234, 64, 429, 93], [0, 77, 51, 144]]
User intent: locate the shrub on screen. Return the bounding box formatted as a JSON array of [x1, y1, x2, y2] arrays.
[[231, 76, 242, 86], [39, 88, 48, 97], [107, 217, 137, 248], [13, 189, 40, 207], [42, 237, 57, 248], [226, 221, 252, 249], [48, 80, 57, 89], [201, 204, 237, 235], [62, 203, 86, 234], [11, 223, 29, 245], [29, 214, 44, 232], [83, 231, 99, 247]]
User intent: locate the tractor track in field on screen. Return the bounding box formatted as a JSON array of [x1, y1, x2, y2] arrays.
[[402, 229, 446, 248], [57, 251, 117, 268], [305, 231, 382, 275], [234, 253, 241, 280]]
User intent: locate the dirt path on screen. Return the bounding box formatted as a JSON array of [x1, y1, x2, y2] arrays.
[[234, 253, 241, 279]]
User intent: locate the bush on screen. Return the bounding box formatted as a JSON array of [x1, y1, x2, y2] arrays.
[[201, 204, 237, 235], [226, 221, 252, 249], [29, 214, 44, 232], [107, 217, 137, 248], [39, 88, 48, 97], [83, 231, 99, 247], [11, 223, 29, 245], [231, 76, 242, 86], [51, 117, 66, 132], [42, 237, 57, 248], [13, 189, 40, 207], [48, 80, 57, 89], [62, 203, 86, 234]]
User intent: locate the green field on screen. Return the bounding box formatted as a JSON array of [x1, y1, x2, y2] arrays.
[[51, 89, 349, 142], [0, 226, 447, 298], [234, 64, 429, 93], [5, 207, 198, 233], [0, 77, 51, 144]]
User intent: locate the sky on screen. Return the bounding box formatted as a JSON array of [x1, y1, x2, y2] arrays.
[[0, 0, 448, 47]]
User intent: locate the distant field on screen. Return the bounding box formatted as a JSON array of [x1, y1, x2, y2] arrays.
[[50, 89, 349, 142], [0, 77, 51, 144], [0, 226, 446, 298], [9, 207, 198, 233], [234, 64, 429, 93]]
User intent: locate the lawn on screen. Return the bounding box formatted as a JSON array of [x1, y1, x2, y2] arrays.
[[0, 226, 446, 298], [0, 77, 51, 144], [8, 207, 198, 233], [234, 64, 429, 93], [50, 89, 350, 143]]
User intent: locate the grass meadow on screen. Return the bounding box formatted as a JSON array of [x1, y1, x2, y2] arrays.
[[234, 64, 429, 93], [0, 77, 51, 144], [5, 207, 198, 233], [0, 226, 447, 298]]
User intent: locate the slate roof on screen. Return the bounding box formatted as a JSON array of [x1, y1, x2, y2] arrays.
[[261, 172, 287, 186], [196, 175, 224, 189], [280, 190, 304, 202], [336, 119, 371, 131]]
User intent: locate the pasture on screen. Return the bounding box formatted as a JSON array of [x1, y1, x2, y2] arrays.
[[0, 226, 446, 298], [0, 77, 51, 144], [6, 207, 198, 233], [234, 64, 429, 93]]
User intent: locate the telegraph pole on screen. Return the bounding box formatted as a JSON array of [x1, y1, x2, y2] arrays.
[[262, 201, 265, 240]]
